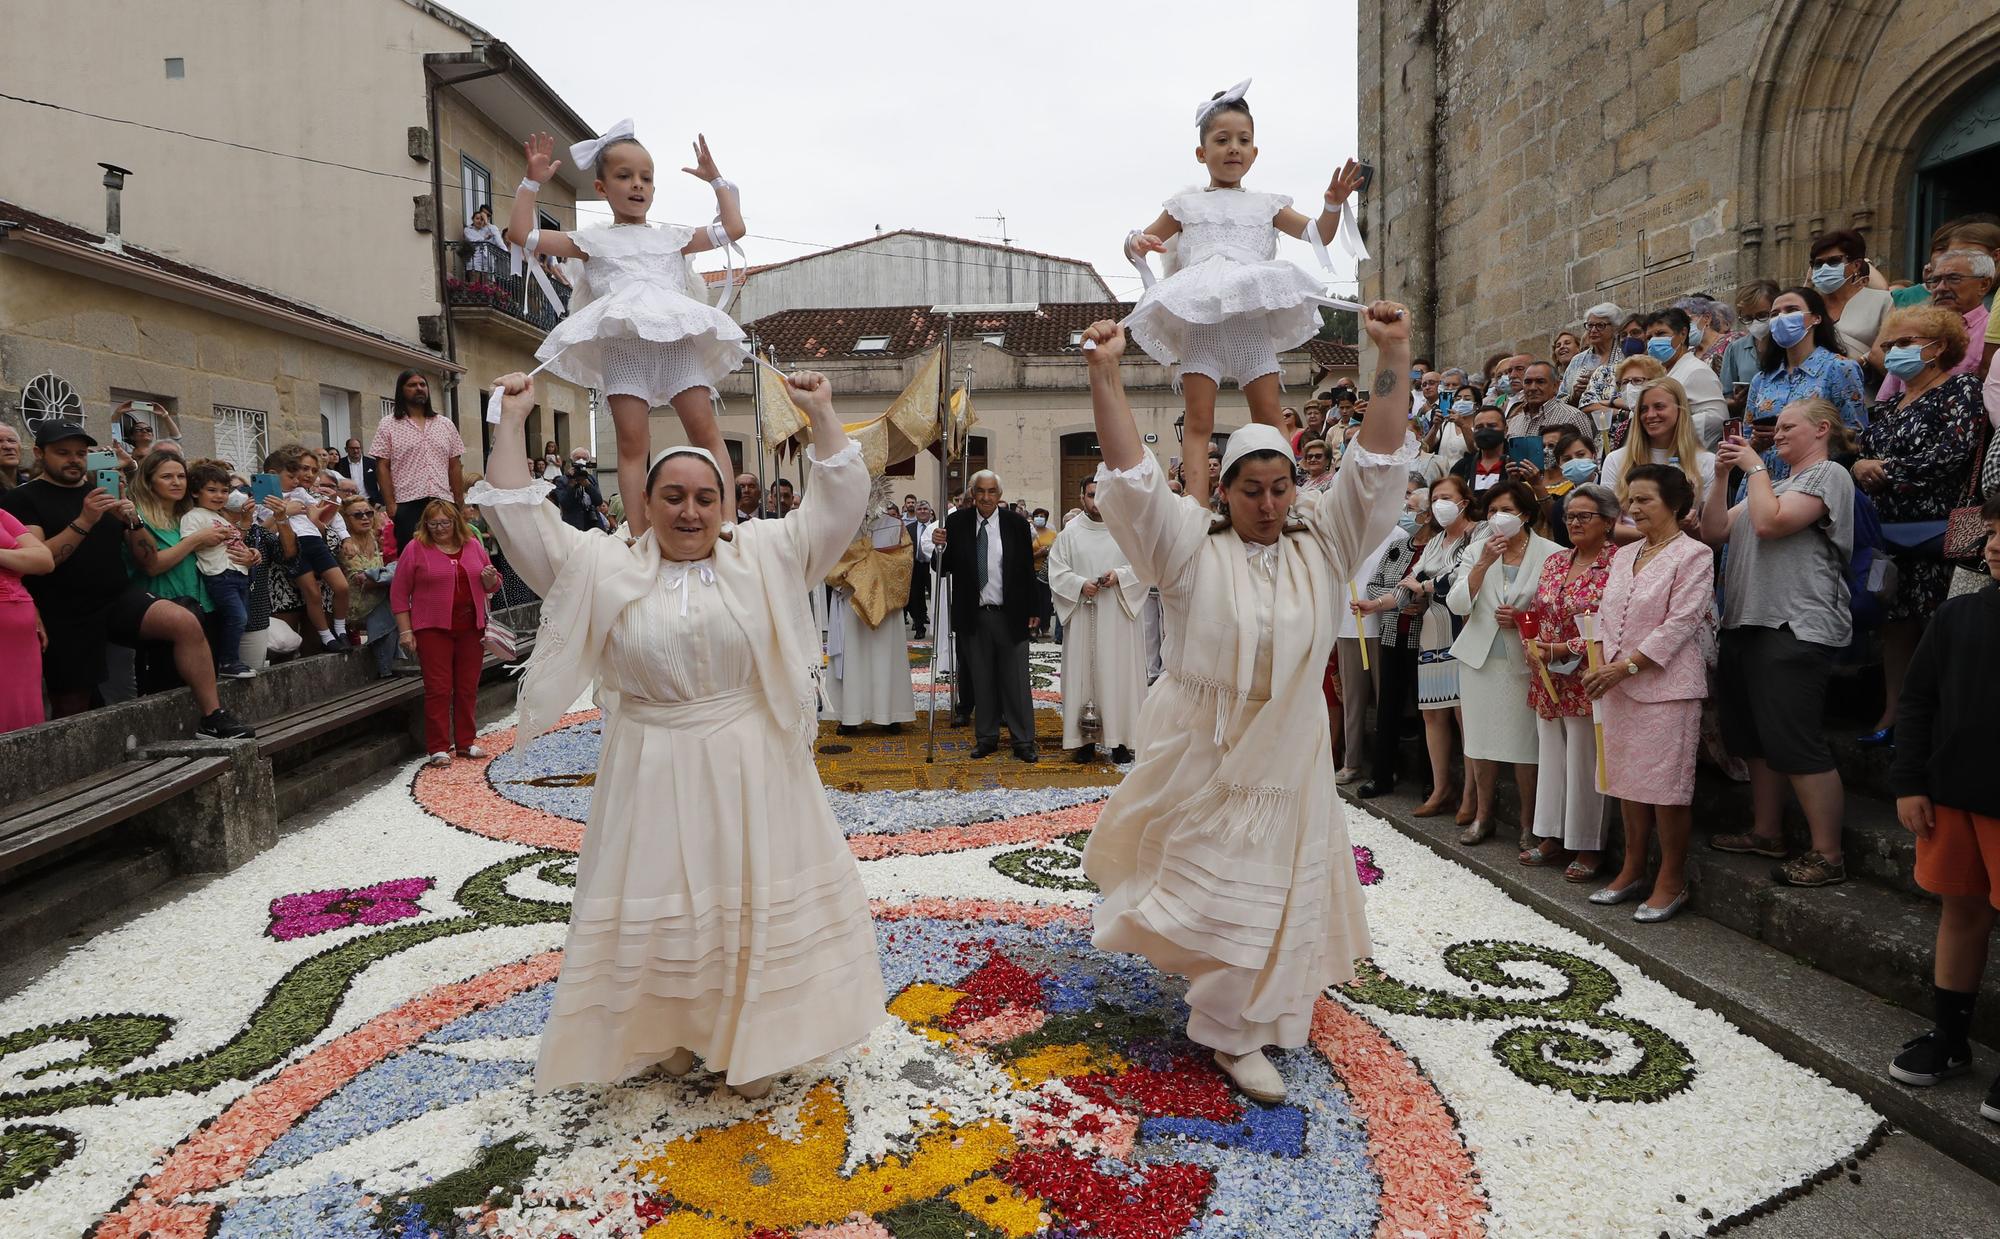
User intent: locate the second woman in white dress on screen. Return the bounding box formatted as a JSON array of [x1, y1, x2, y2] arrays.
[[1076, 304, 1416, 1105]]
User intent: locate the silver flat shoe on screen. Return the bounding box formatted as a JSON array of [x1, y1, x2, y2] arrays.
[[1588, 878, 1648, 905], [1633, 885, 1690, 923]]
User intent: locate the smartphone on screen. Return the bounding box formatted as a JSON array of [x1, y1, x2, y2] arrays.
[[1723, 417, 1744, 441], [95, 468, 123, 498], [87, 449, 117, 472], [1355, 162, 1374, 192], [1732, 382, 1750, 395], [1506, 435, 1546, 470], [250, 473, 283, 502]]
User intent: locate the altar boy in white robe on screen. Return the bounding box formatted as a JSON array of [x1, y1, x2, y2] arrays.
[[820, 476, 918, 733], [1049, 478, 1149, 764]]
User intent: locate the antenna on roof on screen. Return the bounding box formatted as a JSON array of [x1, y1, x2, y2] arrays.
[[977, 211, 1013, 300]]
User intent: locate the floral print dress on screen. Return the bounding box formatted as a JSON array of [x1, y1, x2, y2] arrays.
[[1860, 373, 1985, 621], [1525, 546, 1614, 721]]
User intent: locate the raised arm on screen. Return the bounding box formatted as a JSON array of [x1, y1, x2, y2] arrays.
[[1081, 321, 1145, 471], [677, 136, 746, 252], [1273, 158, 1364, 246], [475, 373, 601, 595], [512, 133, 587, 261], [771, 370, 867, 583], [1356, 301, 1413, 456]]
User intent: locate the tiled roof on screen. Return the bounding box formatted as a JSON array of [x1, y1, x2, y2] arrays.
[[700, 229, 1112, 296], [746, 301, 1362, 365], [1304, 339, 1360, 368], [0, 200, 432, 353], [745, 302, 1136, 361]]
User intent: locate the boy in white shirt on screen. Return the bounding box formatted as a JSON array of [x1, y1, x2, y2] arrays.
[[180, 460, 257, 678]]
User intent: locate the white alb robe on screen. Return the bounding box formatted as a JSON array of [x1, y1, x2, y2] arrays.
[[1048, 516, 1149, 750]]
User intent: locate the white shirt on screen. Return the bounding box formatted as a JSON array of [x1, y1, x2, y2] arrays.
[[975, 512, 1005, 606], [1668, 351, 1729, 447]]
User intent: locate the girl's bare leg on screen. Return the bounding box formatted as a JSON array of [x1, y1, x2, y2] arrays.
[[608, 394, 653, 538], [669, 386, 733, 490], [1182, 375, 1219, 504], [1243, 372, 1284, 427]]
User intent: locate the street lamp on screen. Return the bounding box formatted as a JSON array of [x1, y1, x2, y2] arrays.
[[1174, 413, 1185, 443]]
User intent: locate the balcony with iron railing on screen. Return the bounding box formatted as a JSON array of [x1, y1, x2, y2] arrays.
[[445, 240, 569, 336]]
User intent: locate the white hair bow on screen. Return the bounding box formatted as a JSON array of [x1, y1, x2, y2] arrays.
[[1195, 79, 1251, 127], [569, 118, 637, 174]]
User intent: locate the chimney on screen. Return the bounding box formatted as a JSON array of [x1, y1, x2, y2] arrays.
[[97, 162, 131, 253]]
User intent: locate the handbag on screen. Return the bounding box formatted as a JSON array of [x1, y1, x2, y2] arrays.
[[1942, 418, 1991, 560], [482, 615, 520, 663]]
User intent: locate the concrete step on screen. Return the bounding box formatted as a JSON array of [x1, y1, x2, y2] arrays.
[[0, 843, 177, 969], [1345, 782, 2000, 1186], [275, 729, 419, 822]]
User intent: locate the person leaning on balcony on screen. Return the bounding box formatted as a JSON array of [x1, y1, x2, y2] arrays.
[[463, 204, 505, 274]]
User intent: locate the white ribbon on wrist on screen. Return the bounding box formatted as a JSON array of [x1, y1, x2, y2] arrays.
[[518, 177, 541, 193], [705, 179, 746, 314], [1123, 229, 1158, 291], [506, 226, 567, 322]]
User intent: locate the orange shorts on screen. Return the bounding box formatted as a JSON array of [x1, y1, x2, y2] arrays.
[[1914, 805, 2000, 910]]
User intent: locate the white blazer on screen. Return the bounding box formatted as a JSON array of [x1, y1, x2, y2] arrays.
[[1445, 528, 1560, 670]]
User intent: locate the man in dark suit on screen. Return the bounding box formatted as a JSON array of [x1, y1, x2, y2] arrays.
[[933, 470, 1039, 761], [335, 437, 381, 503], [903, 493, 931, 640]]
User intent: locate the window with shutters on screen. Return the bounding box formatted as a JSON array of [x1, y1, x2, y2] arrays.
[[211, 405, 268, 475]]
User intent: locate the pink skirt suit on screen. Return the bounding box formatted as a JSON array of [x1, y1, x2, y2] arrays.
[[1593, 534, 1715, 806]]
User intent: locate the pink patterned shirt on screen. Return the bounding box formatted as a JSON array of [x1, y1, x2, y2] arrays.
[[368, 412, 464, 505]]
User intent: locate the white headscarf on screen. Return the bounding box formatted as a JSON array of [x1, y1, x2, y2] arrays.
[[1219, 423, 1296, 481]]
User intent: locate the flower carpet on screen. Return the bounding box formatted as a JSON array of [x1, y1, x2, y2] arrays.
[[0, 650, 1882, 1238]]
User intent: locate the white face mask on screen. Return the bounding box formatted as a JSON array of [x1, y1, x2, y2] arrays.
[[1430, 498, 1463, 527], [1747, 319, 1771, 342], [1621, 383, 1644, 410], [1488, 511, 1525, 539]]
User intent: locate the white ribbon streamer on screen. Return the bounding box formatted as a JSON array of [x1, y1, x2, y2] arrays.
[[1335, 190, 1370, 263], [1123, 230, 1158, 292], [707, 179, 746, 315], [508, 228, 567, 322], [568, 118, 636, 176]]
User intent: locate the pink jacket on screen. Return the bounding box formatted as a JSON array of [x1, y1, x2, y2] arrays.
[[390, 538, 495, 632], [1596, 535, 1714, 703]]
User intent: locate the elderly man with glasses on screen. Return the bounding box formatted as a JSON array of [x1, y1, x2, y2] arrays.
[[1876, 250, 1996, 402]]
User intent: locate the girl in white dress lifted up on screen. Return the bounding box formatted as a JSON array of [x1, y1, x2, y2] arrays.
[[511, 125, 747, 537], [1120, 79, 1367, 503]]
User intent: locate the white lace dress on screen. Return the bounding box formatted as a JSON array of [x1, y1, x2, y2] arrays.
[[1121, 188, 1333, 385], [536, 222, 747, 406]]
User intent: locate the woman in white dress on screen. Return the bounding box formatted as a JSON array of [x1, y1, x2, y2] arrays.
[[473, 370, 884, 1099], [1446, 479, 1560, 847], [1076, 304, 1415, 1104]]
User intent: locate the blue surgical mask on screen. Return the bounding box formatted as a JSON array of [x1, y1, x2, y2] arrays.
[[1495, 375, 1513, 396], [1687, 322, 1704, 348], [1810, 262, 1849, 294], [1561, 458, 1597, 485], [1645, 337, 1677, 364], [1397, 510, 1420, 535], [1882, 343, 1930, 380], [1770, 311, 1809, 349], [1452, 399, 1474, 417]]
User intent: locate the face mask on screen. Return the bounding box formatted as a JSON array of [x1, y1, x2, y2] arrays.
[[1033, 515, 1047, 529], [1473, 428, 1506, 451], [1488, 511, 1525, 539], [1619, 337, 1646, 357], [1494, 375, 1513, 396], [1882, 343, 1930, 380], [1561, 458, 1597, 485], [1452, 399, 1474, 418], [1645, 338, 1677, 363], [1747, 319, 1771, 342], [1687, 322, 1704, 348], [1430, 498, 1463, 527], [1397, 511, 1420, 535], [1810, 262, 1849, 294], [1621, 383, 1644, 410], [1770, 311, 1809, 349]]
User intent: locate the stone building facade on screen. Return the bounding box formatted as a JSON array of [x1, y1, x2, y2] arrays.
[[1357, 0, 2000, 362]]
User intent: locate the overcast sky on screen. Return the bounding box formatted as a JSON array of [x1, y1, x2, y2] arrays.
[[448, 0, 1360, 302]]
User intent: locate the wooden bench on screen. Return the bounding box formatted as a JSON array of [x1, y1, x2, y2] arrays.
[[0, 755, 232, 875], [255, 677, 426, 757]]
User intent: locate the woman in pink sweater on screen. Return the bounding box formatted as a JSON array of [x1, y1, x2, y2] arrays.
[[391, 499, 500, 763]]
